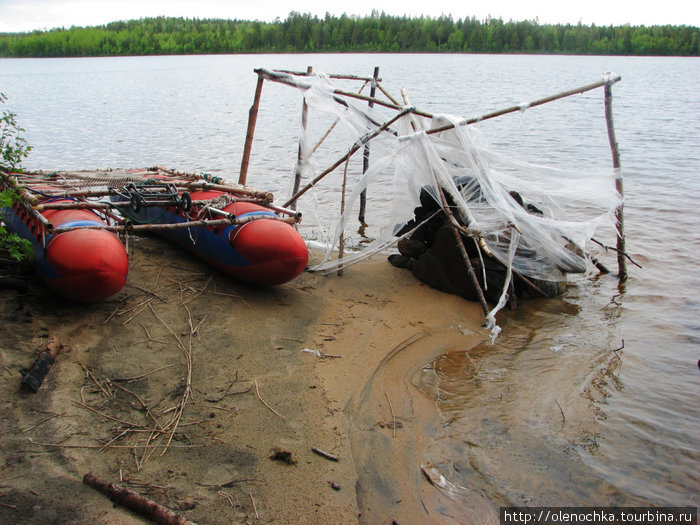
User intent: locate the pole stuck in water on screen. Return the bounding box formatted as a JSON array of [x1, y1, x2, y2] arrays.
[[358, 66, 380, 225], [603, 76, 627, 282]]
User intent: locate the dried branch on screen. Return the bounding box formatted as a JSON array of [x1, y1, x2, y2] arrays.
[[249, 492, 259, 520], [590, 238, 642, 269], [83, 473, 194, 525], [79, 362, 114, 401], [254, 380, 285, 420], [72, 400, 149, 429], [554, 399, 566, 425], [112, 364, 175, 383]]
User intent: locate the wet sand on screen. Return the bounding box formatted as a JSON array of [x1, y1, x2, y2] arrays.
[[0, 236, 488, 525]]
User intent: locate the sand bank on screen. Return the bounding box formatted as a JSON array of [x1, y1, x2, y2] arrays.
[[0, 236, 488, 524]]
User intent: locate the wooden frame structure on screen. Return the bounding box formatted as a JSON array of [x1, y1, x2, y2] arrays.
[[236, 66, 628, 319]]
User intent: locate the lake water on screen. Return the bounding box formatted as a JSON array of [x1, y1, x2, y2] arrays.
[[2, 53, 698, 520]]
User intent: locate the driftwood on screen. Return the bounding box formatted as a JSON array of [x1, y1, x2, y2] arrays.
[[20, 336, 62, 393], [83, 473, 195, 525]]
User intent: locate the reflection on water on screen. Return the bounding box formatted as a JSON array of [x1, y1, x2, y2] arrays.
[[414, 272, 699, 516]]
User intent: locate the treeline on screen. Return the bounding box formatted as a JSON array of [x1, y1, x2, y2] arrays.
[[1, 12, 698, 57]]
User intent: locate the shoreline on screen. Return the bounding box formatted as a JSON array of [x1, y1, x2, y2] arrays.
[[0, 237, 488, 524]]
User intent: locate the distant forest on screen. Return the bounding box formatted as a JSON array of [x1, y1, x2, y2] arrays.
[[1, 12, 698, 57]]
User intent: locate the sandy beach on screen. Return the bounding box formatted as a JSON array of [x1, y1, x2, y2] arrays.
[[0, 235, 488, 525]]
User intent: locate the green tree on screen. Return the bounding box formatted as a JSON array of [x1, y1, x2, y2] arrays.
[[0, 15, 698, 57], [1, 93, 34, 261]]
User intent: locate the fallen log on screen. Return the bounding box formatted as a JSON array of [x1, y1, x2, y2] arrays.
[[20, 336, 62, 393], [83, 473, 195, 525]]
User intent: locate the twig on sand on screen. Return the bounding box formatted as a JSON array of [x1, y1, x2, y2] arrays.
[[205, 383, 253, 402], [72, 400, 149, 429], [183, 274, 213, 304], [130, 284, 167, 302], [21, 413, 63, 433], [385, 391, 397, 438], [112, 382, 163, 430], [148, 303, 194, 456], [79, 362, 115, 401], [30, 442, 200, 450], [112, 364, 175, 383], [122, 298, 156, 326], [249, 492, 259, 519], [218, 490, 237, 507], [554, 399, 566, 425], [104, 305, 120, 324], [200, 478, 262, 489], [312, 447, 339, 462], [254, 380, 285, 420]]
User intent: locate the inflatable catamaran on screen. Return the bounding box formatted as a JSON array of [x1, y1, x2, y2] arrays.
[[1, 168, 308, 301]]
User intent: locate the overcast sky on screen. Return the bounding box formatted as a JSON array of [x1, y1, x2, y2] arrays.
[[1, 0, 698, 33]]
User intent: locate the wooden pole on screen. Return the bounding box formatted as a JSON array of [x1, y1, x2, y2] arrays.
[[239, 71, 265, 186], [377, 82, 402, 106], [604, 78, 627, 282], [282, 106, 413, 209], [291, 66, 313, 211], [51, 214, 298, 234], [427, 76, 622, 135], [358, 66, 379, 225], [400, 87, 423, 132], [256, 70, 620, 140], [433, 182, 491, 318], [311, 80, 371, 154], [256, 68, 432, 118], [337, 157, 350, 276], [33, 196, 269, 211], [21, 177, 273, 202], [273, 69, 380, 82]]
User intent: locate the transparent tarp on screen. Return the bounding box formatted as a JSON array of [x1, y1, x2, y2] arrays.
[[252, 69, 622, 336]]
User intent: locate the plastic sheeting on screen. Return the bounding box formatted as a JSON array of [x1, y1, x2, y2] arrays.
[[267, 69, 622, 334]]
